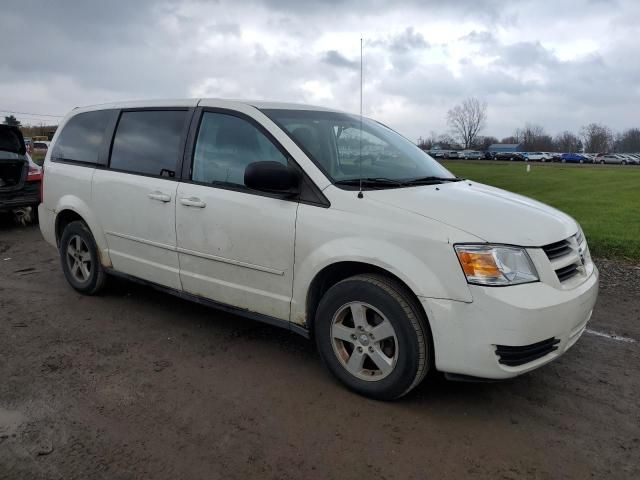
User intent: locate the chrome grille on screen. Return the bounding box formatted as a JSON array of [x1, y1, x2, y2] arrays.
[[542, 233, 586, 283], [542, 239, 573, 260], [555, 263, 580, 282]]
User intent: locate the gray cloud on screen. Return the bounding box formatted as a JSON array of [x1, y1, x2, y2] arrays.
[[1, 0, 639, 140], [322, 51, 359, 70]]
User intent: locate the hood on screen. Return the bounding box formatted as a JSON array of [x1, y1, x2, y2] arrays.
[[368, 181, 578, 246], [0, 125, 26, 156]]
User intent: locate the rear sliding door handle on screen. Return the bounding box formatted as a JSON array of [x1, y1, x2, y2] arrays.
[[179, 197, 206, 208], [148, 191, 171, 202]]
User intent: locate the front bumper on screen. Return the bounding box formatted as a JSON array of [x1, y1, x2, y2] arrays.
[[421, 265, 599, 379]]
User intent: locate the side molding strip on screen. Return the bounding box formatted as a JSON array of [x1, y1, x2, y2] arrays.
[[105, 231, 284, 275]]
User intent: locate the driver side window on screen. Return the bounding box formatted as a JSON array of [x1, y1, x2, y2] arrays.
[[192, 112, 287, 187]]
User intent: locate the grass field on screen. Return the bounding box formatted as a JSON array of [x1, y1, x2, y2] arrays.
[[442, 161, 640, 261], [31, 152, 45, 165]]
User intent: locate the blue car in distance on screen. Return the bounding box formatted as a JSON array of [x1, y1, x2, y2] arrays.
[[560, 153, 590, 163]]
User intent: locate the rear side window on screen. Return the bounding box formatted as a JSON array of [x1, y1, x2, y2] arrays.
[[52, 110, 114, 163], [110, 110, 187, 177], [191, 112, 287, 187]]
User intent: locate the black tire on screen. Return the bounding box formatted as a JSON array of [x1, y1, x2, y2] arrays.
[[600, 160, 605, 164], [59, 220, 106, 295], [30, 204, 39, 224], [315, 274, 431, 400], [621, 160, 626, 165]]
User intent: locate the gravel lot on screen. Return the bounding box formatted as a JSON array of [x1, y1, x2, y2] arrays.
[[1, 220, 639, 479]]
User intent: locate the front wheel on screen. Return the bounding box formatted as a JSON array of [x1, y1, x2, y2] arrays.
[[59, 220, 106, 295], [315, 274, 431, 400]]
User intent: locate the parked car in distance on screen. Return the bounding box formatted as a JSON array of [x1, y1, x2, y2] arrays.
[[598, 154, 624, 164], [522, 152, 547, 162], [494, 151, 525, 161], [32, 141, 50, 155], [0, 125, 42, 215], [560, 153, 588, 163], [461, 150, 483, 160], [618, 154, 639, 165], [39, 99, 598, 400], [444, 150, 459, 159], [483, 151, 495, 160]]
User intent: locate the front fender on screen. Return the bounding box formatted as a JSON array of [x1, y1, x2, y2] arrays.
[[291, 235, 473, 326]]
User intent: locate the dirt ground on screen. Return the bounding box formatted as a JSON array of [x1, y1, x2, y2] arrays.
[[1, 220, 639, 480]]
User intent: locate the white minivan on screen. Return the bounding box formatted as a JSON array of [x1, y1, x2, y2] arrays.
[[39, 99, 598, 399]]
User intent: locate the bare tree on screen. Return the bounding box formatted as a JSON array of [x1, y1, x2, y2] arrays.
[[581, 123, 613, 153], [478, 136, 499, 150], [513, 123, 554, 151], [436, 133, 456, 149], [554, 131, 582, 152], [614, 128, 640, 152], [447, 97, 487, 149]]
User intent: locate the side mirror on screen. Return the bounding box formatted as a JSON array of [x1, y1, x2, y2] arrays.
[[244, 161, 300, 195]]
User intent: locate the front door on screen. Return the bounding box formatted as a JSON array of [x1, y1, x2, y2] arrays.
[[176, 109, 298, 320]]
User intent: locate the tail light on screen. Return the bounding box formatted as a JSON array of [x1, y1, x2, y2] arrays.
[[27, 165, 43, 182], [39, 165, 44, 202]]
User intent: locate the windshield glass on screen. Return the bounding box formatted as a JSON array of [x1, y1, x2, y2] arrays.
[[262, 109, 454, 186]]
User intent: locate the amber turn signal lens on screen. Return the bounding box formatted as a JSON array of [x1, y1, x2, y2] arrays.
[[456, 250, 501, 278]]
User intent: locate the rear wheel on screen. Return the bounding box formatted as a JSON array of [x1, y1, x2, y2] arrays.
[[315, 274, 431, 400], [600, 160, 605, 164], [59, 221, 106, 295], [621, 160, 627, 165]]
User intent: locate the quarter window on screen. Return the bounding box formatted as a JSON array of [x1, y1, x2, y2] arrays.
[[192, 112, 287, 187], [110, 110, 187, 177], [52, 110, 114, 163]]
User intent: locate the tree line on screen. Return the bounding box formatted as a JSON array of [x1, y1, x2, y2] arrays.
[[3, 115, 58, 139], [417, 98, 640, 153]]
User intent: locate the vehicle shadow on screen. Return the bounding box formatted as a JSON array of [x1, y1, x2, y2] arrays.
[[104, 274, 535, 406]]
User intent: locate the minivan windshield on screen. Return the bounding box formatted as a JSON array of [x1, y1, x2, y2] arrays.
[[262, 109, 456, 187]]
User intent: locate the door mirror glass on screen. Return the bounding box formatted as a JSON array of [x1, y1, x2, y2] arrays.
[[244, 161, 299, 195]]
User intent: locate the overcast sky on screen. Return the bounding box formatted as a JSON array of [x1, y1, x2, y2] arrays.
[[2, 0, 639, 141]]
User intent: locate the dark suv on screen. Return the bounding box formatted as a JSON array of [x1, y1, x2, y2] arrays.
[[1, 125, 42, 215], [494, 152, 525, 161]]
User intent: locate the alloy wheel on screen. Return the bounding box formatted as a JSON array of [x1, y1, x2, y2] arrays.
[[331, 302, 399, 381], [66, 235, 92, 283]]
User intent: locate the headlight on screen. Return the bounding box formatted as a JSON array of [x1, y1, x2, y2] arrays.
[[454, 245, 539, 286]]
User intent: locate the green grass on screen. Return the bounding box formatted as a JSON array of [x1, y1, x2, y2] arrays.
[[31, 152, 45, 165], [442, 161, 640, 261]]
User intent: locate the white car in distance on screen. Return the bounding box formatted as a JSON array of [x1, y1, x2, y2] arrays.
[[522, 152, 549, 162]]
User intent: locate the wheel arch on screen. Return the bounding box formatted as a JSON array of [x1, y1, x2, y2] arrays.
[[54, 196, 111, 268], [304, 261, 431, 340], [55, 209, 87, 245]]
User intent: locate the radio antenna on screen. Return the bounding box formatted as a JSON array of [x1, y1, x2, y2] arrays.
[[358, 37, 364, 199]]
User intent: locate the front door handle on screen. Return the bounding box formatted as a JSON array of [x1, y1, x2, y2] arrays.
[[148, 191, 171, 202], [179, 197, 206, 208]]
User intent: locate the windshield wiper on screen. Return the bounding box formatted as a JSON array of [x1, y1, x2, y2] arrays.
[[403, 176, 464, 185], [334, 177, 406, 188]]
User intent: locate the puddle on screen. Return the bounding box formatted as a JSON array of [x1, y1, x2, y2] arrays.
[[0, 407, 25, 438]]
